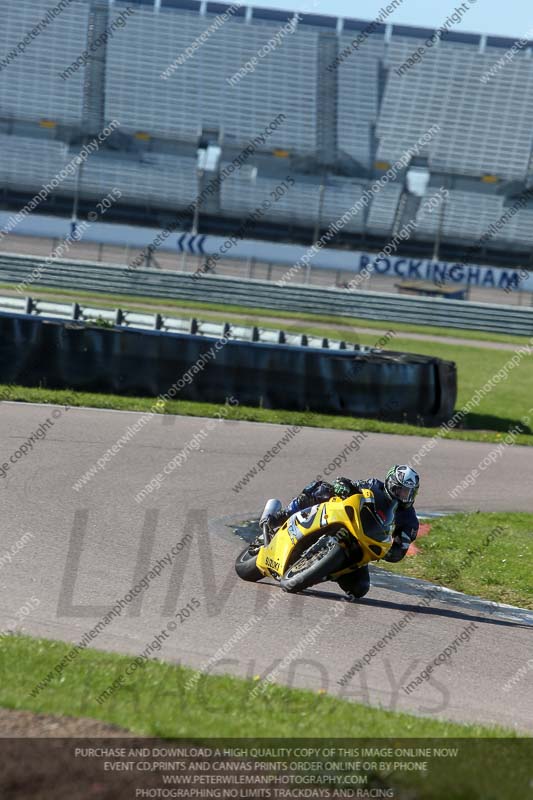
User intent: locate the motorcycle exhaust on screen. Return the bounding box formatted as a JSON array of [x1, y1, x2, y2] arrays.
[[260, 498, 282, 545]]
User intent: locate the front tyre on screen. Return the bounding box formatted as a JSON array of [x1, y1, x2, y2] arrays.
[[235, 540, 263, 582], [280, 535, 347, 593]]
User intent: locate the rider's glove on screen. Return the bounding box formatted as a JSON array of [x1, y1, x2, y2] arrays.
[[384, 527, 417, 562], [333, 477, 356, 499]]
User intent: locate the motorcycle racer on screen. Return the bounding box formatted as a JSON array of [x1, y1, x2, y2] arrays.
[[260, 465, 420, 600]]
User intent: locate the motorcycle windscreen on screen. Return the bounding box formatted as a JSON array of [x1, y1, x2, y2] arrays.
[[359, 504, 392, 542]]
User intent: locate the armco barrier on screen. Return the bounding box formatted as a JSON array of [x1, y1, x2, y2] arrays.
[[0, 312, 457, 423], [0, 253, 532, 336], [0, 294, 365, 349]]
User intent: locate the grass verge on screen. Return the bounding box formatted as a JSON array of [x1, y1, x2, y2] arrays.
[[380, 512, 533, 609], [0, 280, 529, 346], [0, 634, 513, 738], [1, 634, 530, 798], [3, 383, 533, 447]]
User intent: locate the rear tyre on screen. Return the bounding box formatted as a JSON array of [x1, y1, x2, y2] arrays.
[[280, 535, 347, 594], [235, 541, 263, 582]]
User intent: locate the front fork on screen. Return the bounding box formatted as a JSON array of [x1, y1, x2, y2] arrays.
[[335, 527, 363, 566]]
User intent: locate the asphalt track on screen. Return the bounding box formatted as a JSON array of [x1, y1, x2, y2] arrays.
[[0, 402, 532, 733]]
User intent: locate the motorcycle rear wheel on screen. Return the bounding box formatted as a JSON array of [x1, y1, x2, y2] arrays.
[[235, 541, 263, 582], [280, 535, 347, 593]]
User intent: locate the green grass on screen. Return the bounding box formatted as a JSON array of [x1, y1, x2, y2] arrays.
[[1, 634, 531, 798], [1, 281, 529, 346], [3, 382, 533, 447], [380, 513, 533, 609], [385, 337, 533, 436], [0, 634, 512, 738]]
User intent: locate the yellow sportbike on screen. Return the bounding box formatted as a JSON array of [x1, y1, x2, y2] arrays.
[[235, 489, 396, 594]]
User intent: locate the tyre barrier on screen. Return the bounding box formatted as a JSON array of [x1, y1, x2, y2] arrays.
[[0, 312, 457, 423]]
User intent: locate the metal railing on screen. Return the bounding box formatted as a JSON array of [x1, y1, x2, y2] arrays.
[[0, 293, 372, 351], [1, 253, 532, 336]]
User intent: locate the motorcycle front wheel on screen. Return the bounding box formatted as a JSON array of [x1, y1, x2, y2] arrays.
[[235, 539, 263, 582], [280, 535, 347, 593]]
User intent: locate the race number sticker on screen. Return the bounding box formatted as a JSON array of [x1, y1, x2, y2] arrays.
[[295, 505, 320, 529]]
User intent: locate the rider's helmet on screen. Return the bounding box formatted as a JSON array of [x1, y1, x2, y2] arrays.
[[384, 465, 419, 507]]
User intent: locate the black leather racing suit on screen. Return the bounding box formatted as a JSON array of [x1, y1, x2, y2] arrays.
[[273, 477, 419, 598]]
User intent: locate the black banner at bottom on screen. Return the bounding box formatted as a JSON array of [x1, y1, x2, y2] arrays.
[[0, 738, 530, 799]]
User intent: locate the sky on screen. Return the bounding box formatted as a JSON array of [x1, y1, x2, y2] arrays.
[[244, 0, 533, 40]]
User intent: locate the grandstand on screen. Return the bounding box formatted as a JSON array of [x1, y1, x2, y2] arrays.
[[1, 0, 533, 269]]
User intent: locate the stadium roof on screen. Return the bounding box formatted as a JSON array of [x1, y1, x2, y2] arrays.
[[140, 0, 525, 47]]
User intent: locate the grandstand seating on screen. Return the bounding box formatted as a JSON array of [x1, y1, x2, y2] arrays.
[[366, 184, 404, 236], [107, 5, 318, 152], [380, 39, 533, 181], [337, 30, 383, 167], [415, 189, 533, 246], [0, 135, 78, 193], [0, 0, 88, 125], [1, 0, 533, 255], [0, 132, 198, 210], [220, 171, 320, 227], [82, 152, 198, 208], [321, 179, 367, 233]]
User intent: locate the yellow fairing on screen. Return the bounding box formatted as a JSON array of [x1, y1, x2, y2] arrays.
[[256, 489, 393, 579]]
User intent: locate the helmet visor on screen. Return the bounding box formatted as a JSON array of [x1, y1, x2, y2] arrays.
[[392, 484, 414, 503]]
